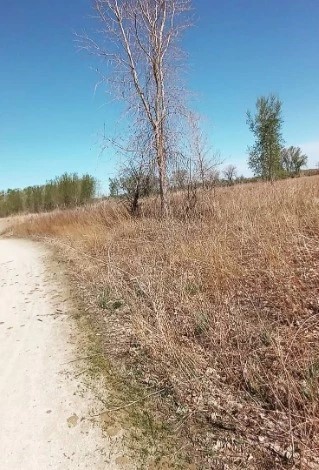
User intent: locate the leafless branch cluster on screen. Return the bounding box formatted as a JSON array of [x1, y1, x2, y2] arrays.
[[78, 0, 192, 216], [187, 112, 222, 188]]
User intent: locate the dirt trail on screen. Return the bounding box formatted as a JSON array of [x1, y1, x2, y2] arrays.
[[0, 237, 129, 469]]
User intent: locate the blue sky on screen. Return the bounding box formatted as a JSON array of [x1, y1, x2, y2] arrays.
[[1, 0, 318, 192]]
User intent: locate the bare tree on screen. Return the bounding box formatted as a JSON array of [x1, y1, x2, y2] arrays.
[[118, 156, 155, 215], [106, 123, 157, 214], [80, 0, 192, 217], [223, 164, 237, 185], [188, 112, 222, 189], [170, 168, 188, 190]]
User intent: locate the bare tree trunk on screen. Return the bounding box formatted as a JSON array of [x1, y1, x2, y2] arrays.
[[155, 118, 168, 216], [131, 180, 140, 216], [157, 149, 168, 217], [80, 0, 191, 219]]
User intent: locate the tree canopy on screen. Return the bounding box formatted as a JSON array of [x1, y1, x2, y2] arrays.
[[247, 95, 284, 181], [0, 173, 96, 218]]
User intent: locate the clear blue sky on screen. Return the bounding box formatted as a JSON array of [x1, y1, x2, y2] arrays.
[[1, 0, 318, 191]]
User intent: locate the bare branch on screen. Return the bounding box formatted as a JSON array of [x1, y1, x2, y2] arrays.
[[81, 0, 192, 216]]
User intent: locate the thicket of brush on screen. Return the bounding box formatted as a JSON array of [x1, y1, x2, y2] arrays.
[[11, 176, 319, 468], [0, 173, 96, 217]]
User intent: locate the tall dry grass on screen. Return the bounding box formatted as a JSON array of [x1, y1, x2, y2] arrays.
[[11, 176, 319, 468]]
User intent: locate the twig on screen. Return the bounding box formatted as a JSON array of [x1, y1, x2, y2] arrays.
[[61, 354, 100, 365], [173, 411, 195, 433], [36, 312, 67, 317], [36, 311, 90, 318], [74, 368, 92, 378], [89, 388, 165, 417]]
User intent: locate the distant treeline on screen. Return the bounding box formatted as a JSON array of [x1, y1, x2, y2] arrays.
[[0, 173, 96, 217]]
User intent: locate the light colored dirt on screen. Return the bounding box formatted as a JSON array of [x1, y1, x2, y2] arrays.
[[0, 238, 130, 469]]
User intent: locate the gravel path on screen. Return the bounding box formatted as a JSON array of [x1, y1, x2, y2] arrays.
[[0, 237, 127, 469]]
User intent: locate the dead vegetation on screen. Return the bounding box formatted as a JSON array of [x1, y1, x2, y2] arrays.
[[10, 175, 319, 468]]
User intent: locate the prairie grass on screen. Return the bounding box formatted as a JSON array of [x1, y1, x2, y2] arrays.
[[11, 176, 319, 468]]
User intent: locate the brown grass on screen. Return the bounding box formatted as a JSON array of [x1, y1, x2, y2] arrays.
[[11, 176, 319, 468]]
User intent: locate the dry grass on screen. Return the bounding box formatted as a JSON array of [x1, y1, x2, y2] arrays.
[[10, 176, 319, 468]]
